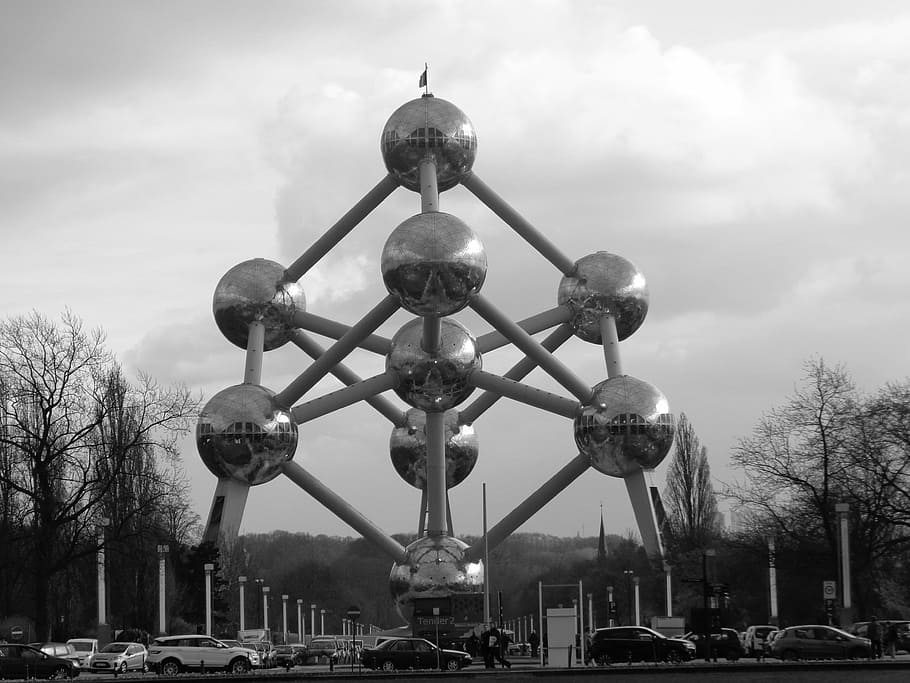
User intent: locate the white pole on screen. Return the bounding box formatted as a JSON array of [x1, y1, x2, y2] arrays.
[[607, 586, 614, 627], [282, 595, 289, 644], [238, 576, 246, 631], [320, 609, 325, 636], [633, 577, 641, 626], [262, 587, 270, 630], [157, 545, 169, 634], [538, 581, 544, 666], [297, 600, 303, 644], [97, 520, 108, 628], [483, 483, 490, 624], [587, 593, 594, 632], [837, 503, 852, 609], [664, 562, 672, 617], [768, 538, 779, 624], [310, 604, 316, 640], [204, 564, 215, 636]]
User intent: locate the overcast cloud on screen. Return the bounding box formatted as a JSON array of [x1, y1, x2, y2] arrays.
[[2, 0, 909, 542]]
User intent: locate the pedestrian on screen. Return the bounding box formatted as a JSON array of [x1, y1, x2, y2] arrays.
[[480, 624, 494, 669], [543, 633, 548, 664], [868, 616, 883, 659], [584, 627, 593, 665], [490, 624, 511, 668], [885, 621, 898, 659], [466, 632, 479, 658], [528, 630, 540, 659]]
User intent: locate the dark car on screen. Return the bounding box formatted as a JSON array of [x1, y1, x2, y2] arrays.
[[768, 625, 871, 660], [0, 643, 80, 679], [271, 645, 306, 669], [304, 637, 338, 665], [588, 626, 696, 665], [360, 637, 471, 672], [683, 628, 744, 661]]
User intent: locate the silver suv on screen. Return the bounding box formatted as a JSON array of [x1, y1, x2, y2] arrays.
[[147, 635, 252, 675]]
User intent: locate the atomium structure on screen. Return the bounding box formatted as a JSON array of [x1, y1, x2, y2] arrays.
[[198, 90, 675, 625]]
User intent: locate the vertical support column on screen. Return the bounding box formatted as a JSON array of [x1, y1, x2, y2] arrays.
[[204, 563, 215, 636], [633, 577, 641, 626], [607, 585, 614, 627], [244, 320, 265, 385], [587, 592, 594, 632], [320, 609, 326, 636], [262, 586, 270, 630], [238, 576, 246, 631], [483, 484, 491, 624], [663, 562, 672, 617], [310, 604, 316, 640], [425, 411, 447, 534], [158, 544, 169, 635], [624, 469, 664, 559], [599, 315, 623, 378], [419, 159, 438, 212], [97, 519, 108, 631], [297, 599, 303, 645]]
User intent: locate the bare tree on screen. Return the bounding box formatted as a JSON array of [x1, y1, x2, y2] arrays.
[[662, 412, 719, 552], [0, 311, 198, 638]]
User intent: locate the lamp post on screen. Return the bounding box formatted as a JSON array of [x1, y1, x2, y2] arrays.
[[836, 503, 852, 612], [282, 594, 289, 644], [297, 599, 303, 643], [607, 585, 614, 627], [623, 571, 634, 625], [255, 579, 264, 628], [310, 604, 316, 639], [320, 609, 326, 636], [204, 563, 215, 636], [97, 517, 110, 633], [632, 577, 641, 626], [587, 593, 594, 631], [262, 586, 270, 631], [238, 576, 247, 631], [157, 544, 169, 635]]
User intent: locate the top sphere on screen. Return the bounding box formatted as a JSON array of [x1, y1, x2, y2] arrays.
[[213, 259, 305, 351], [381, 96, 477, 192], [557, 252, 649, 343]]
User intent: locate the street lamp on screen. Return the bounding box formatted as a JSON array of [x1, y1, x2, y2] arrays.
[[282, 594, 289, 644], [255, 579, 264, 628], [297, 599, 303, 643], [623, 571, 634, 625], [238, 576, 247, 631], [262, 586, 270, 631], [310, 604, 316, 640], [320, 608, 326, 636], [157, 544, 169, 635], [632, 576, 640, 626]]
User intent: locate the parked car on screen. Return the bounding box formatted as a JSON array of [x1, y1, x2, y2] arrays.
[[66, 639, 99, 667], [768, 625, 871, 660], [244, 641, 274, 667], [30, 643, 81, 671], [850, 620, 910, 653], [304, 637, 339, 664], [219, 640, 261, 668], [0, 643, 80, 679], [743, 625, 777, 658], [289, 644, 307, 665], [360, 637, 471, 671], [683, 628, 744, 661], [588, 626, 696, 665], [146, 635, 253, 675], [87, 642, 148, 674], [271, 645, 298, 669]]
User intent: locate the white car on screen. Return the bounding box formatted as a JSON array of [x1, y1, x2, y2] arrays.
[[743, 625, 777, 657], [88, 642, 148, 674], [218, 640, 262, 667], [67, 638, 99, 667], [147, 635, 253, 675]]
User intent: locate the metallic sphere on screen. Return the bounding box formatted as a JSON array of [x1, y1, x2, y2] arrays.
[[390, 409, 478, 490], [382, 212, 487, 317], [381, 96, 477, 192], [213, 258, 305, 350], [558, 252, 649, 343], [388, 535, 484, 622], [575, 376, 674, 477], [197, 383, 297, 485], [387, 318, 481, 412]]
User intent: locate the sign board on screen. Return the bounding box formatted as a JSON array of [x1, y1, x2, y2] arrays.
[[416, 615, 455, 626], [822, 581, 837, 600], [10, 626, 23, 641], [346, 606, 361, 621]]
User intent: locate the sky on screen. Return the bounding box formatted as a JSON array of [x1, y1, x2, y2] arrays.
[[2, 0, 910, 546]]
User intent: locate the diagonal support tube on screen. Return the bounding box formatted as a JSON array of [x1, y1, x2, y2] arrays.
[[275, 295, 400, 407], [282, 461, 408, 564], [291, 311, 391, 355], [462, 171, 576, 275], [470, 295, 592, 403], [465, 453, 590, 561], [289, 330, 405, 427], [284, 174, 400, 281], [290, 370, 398, 424], [468, 370, 579, 419], [476, 305, 574, 353]]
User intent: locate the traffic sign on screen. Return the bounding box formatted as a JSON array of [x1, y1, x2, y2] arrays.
[[822, 580, 837, 600], [10, 626, 23, 641], [346, 605, 361, 621]]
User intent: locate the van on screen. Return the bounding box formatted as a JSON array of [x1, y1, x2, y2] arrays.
[[67, 638, 100, 667]]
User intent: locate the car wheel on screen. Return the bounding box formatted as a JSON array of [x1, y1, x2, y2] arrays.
[[119, 662, 128, 674], [445, 658, 460, 671], [594, 653, 611, 666], [380, 660, 396, 672], [228, 658, 251, 674], [142, 662, 149, 673], [666, 650, 683, 664], [848, 648, 867, 659], [781, 649, 799, 661], [49, 666, 71, 679], [160, 660, 181, 676]]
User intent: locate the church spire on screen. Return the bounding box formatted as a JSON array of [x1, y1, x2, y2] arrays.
[[598, 503, 607, 562]]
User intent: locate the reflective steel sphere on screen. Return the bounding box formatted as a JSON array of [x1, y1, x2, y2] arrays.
[[574, 376, 674, 477], [197, 384, 297, 485], [387, 318, 481, 412], [213, 258, 305, 350], [390, 409, 478, 489], [388, 535, 484, 622], [382, 212, 487, 317], [381, 96, 477, 192], [558, 252, 649, 343]]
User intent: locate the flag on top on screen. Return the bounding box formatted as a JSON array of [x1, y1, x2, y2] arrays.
[[419, 64, 427, 89]]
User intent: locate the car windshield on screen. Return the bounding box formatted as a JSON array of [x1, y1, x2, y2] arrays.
[[71, 643, 95, 652], [101, 643, 129, 653], [826, 627, 855, 638]]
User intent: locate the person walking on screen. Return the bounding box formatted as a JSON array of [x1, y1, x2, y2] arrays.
[[885, 621, 898, 659], [868, 616, 883, 659], [480, 624, 495, 669], [528, 630, 540, 659], [490, 624, 511, 668]]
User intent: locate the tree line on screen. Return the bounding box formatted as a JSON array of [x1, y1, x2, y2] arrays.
[[2, 312, 909, 640]]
